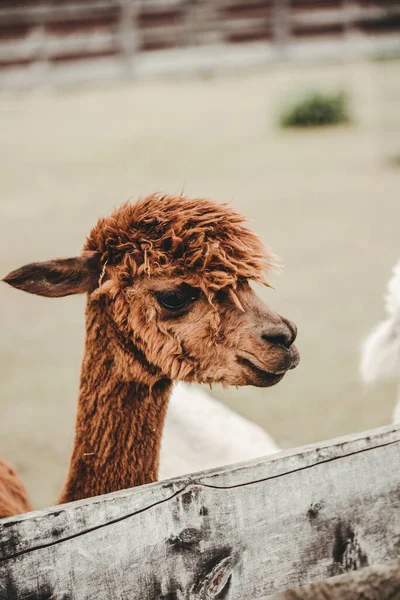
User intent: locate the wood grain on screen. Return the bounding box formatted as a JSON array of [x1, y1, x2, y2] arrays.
[[0, 424, 399, 599]]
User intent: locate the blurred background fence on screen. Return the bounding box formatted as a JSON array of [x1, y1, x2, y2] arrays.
[[1, 0, 400, 88]]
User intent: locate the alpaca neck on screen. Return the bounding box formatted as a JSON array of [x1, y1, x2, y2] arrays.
[[59, 299, 172, 504]]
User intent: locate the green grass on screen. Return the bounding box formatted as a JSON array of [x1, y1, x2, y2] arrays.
[[279, 91, 350, 128]]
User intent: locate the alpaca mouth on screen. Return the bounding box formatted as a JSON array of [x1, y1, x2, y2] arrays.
[[237, 357, 286, 387]]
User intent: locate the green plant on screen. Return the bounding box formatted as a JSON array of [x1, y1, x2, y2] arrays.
[[371, 49, 400, 62], [279, 91, 350, 128]]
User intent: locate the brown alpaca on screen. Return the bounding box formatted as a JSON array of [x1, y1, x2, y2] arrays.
[[1, 193, 299, 517]]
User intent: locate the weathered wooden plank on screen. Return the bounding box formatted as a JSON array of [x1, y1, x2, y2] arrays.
[[0, 424, 399, 599]]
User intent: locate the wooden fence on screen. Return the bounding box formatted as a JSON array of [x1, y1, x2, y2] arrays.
[[0, 0, 400, 88], [0, 423, 399, 598]]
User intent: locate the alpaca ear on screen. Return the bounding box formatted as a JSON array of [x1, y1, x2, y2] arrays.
[[2, 251, 102, 298]]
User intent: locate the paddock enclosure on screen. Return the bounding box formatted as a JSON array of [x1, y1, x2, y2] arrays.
[[1, 0, 400, 88], [0, 423, 399, 598], [1, 2, 400, 597]]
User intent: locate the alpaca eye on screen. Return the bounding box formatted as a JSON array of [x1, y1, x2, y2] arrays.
[[155, 285, 200, 311]]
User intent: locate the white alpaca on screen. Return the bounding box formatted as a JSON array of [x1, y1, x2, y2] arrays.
[[160, 384, 279, 479], [360, 260, 400, 423]]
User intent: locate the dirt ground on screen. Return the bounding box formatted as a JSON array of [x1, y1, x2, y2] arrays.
[[0, 60, 399, 509]]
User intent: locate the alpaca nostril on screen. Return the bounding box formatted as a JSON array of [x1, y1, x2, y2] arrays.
[[262, 318, 297, 349], [262, 332, 292, 349]]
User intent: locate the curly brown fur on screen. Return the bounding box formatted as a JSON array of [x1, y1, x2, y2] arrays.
[[85, 193, 274, 293], [0, 460, 32, 518], [2, 193, 299, 511]]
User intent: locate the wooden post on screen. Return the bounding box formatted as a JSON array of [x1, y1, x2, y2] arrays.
[[193, 0, 224, 47], [33, 21, 51, 86], [273, 0, 290, 60], [118, 0, 137, 77], [343, 0, 362, 59]]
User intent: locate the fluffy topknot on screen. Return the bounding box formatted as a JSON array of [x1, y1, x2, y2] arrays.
[[85, 193, 274, 291]]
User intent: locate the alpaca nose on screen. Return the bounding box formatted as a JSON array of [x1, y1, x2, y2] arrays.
[[261, 317, 297, 349]]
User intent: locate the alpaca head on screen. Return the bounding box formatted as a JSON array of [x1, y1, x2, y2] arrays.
[[3, 194, 299, 388]]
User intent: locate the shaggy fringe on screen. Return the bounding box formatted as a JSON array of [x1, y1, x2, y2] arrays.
[[85, 193, 275, 293]]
